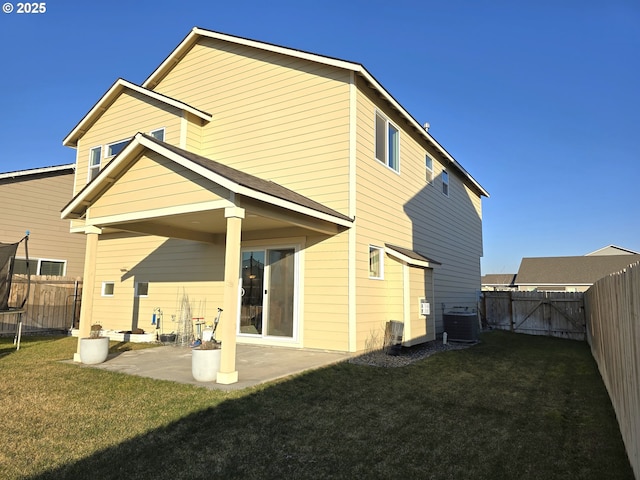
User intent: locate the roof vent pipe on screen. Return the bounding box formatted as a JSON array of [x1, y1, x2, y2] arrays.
[[423, 122, 430, 132]]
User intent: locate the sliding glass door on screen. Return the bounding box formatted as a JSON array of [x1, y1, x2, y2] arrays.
[[239, 247, 296, 339]]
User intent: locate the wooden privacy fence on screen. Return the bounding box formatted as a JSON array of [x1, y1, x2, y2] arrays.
[[481, 291, 586, 341], [585, 261, 640, 480], [0, 275, 82, 335]]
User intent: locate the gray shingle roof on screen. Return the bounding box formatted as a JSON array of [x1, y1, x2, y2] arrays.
[[516, 255, 640, 285]]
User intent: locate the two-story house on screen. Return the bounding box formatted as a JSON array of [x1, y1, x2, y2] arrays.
[[62, 28, 488, 384]]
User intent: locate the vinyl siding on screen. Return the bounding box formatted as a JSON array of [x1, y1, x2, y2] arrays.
[[152, 38, 352, 215], [89, 151, 229, 220], [91, 232, 225, 332], [354, 79, 483, 339], [0, 171, 85, 278], [302, 232, 349, 350], [74, 90, 185, 196]]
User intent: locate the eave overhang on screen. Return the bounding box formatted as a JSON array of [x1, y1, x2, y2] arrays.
[[62, 79, 213, 148]]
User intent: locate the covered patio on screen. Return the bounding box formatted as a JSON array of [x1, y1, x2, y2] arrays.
[[62, 133, 352, 384], [80, 343, 350, 391]]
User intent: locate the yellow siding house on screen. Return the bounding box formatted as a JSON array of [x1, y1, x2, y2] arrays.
[[62, 28, 489, 384]]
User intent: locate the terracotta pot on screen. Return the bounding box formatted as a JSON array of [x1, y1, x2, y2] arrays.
[[191, 348, 221, 382], [79, 337, 110, 365]]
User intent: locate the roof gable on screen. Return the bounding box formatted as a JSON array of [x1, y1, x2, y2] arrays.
[[63, 79, 212, 147], [585, 245, 640, 256], [140, 27, 488, 198], [62, 133, 353, 228]]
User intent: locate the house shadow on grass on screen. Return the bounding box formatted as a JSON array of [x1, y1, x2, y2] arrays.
[[27, 333, 635, 480]]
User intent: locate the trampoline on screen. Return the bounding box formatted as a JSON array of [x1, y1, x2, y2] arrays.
[[0, 233, 30, 350]]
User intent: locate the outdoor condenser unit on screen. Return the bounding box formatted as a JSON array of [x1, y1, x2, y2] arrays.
[[443, 308, 479, 342]]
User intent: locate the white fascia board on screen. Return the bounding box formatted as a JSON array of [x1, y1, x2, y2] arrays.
[[137, 135, 353, 228], [0, 163, 74, 179], [63, 79, 211, 147], [61, 137, 145, 219]]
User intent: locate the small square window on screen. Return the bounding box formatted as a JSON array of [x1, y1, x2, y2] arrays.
[[102, 282, 115, 297], [135, 282, 149, 297], [442, 170, 449, 197], [369, 246, 384, 279], [150, 128, 165, 141]]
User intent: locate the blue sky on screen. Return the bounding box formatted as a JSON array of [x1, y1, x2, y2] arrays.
[[1, 0, 638, 273]]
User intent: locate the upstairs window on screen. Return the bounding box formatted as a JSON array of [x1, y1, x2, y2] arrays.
[[150, 128, 165, 141], [442, 170, 449, 196], [375, 112, 399, 172], [88, 146, 101, 182], [425, 154, 434, 185], [106, 139, 130, 157], [369, 246, 384, 279]]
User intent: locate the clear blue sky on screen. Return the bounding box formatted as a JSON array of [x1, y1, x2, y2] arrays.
[[1, 0, 638, 273]]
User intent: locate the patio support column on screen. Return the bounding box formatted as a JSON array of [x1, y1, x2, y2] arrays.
[[217, 206, 244, 384], [74, 226, 102, 362]]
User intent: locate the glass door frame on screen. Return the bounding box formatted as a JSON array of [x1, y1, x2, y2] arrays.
[[237, 243, 300, 342]]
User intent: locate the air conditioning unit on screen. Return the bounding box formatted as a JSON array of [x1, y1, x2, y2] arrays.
[[443, 309, 479, 342]]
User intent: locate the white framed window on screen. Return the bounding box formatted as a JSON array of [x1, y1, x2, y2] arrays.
[[135, 282, 149, 297], [12, 258, 66, 276], [369, 246, 384, 279], [88, 146, 101, 182], [106, 139, 130, 157], [149, 128, 165, 141], [442, 170, 449, 197], [425, 154, 434, 185], [102, 282, 115, 297], [375, 111, 400, 172]]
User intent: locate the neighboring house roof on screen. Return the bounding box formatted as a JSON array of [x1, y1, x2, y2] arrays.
[[384, 243, 441, 269], [62, 79, 213, 148], [62, 133, 353, 228], [481, 274, 516, 287], [585, 245, 640, 256], [141, 27, 489, 199], [0, 164, 74, 180], [516, 255, 640, 286]]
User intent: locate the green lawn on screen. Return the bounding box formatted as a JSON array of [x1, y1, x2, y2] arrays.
[[0, 331, 633, 479]]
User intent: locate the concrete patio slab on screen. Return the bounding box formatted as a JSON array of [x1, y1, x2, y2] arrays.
[[81, 343, 350, 391]]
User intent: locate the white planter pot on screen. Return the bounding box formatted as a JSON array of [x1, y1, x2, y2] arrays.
[[192, 348, 221, 382], [79, 337, 110, 365]]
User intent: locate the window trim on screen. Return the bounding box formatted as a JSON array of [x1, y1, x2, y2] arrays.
[[135, 282, 149, 298], [105, 138, 130, 158], [102, 282, 115, 297], [374, 111, 400, 173], [425, 153, 434, 185], [149, 128, 165, 141], [88, 146, 102, 182], [442, 170, 450, 197], [369, 245, 384, 280], [13, 257, 66, 276]]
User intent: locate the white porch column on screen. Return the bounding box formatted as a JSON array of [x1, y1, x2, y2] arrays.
[[217, 206, 244, 384], [74, 226, 102, 362]]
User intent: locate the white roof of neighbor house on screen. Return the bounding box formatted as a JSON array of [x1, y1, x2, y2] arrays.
[[142, 27, 489, 198], [62, 78, 213, 148], [0, 164, 74, 180]]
